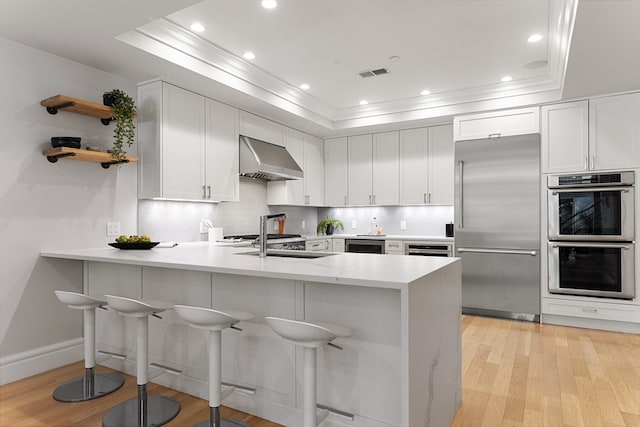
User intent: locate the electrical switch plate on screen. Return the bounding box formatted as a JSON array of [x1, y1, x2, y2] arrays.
[[301, 220, 306, 229], [351, 220, 357, 230], [400, 220, 407, 230], [106, 221, 121, 237]]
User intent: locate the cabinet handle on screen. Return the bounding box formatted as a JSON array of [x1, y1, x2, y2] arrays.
[[344, 195, 348, 205], [373, 195, 376, 204], [202, 185, 207, 199], [207, 186, 211, 199], [369, 195, 372, 204], [423, 193, 427, 204], [488, 133, 501, 138], [581, 307, 598, 314], [428, 193, 432, 203]]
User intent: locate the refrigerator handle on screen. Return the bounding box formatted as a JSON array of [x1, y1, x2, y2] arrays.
[[457, 160, 464, 228], [458, 248, 538, 256]]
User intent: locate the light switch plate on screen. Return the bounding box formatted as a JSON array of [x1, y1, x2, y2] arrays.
[[106, 221, 121, 237], [351, 220, 357, 229], [400, 220, 407, 230]]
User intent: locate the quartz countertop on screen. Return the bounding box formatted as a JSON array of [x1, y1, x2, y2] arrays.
[[41, 242, 458, 290], [306, 234, 454, 242]]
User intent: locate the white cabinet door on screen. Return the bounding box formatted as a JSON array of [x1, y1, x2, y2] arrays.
[[205, 98, 239, 202], [541, 101, 589, 173], [399, 128, 428, 204], [331, 238, 345, 252], [453, 107, 540, 141], [239, 110, 284, 146], [304, 134, 324, 206], [372, 131, 399, 205], [428, 124, 454, 205], [324, 137, 348, 206], [590, 92, 640, 170], [161, 83, 206, 200], [347, 134, 373, 205]]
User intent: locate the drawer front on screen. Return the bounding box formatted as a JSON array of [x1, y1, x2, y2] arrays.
[[385, 239, 403, 254], [542, 298, 640, 323], [306, 239, 329, 251]]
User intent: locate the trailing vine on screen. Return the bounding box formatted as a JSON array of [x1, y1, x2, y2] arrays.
[[103, 89, 136, 162]]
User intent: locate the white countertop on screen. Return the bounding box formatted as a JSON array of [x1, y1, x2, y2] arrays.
[[306, 234, 454, 242], [41, 242, 458, 290]]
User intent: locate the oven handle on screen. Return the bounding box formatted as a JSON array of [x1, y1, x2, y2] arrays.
[[550, 242, 632, 249], [550, 186, 632, 195], [457, 248, 537, 256]]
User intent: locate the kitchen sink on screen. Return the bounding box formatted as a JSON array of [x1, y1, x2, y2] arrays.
[[239, 250, 336, 259]]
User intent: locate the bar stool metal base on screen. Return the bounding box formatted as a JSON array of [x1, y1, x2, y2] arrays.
[[102, 385, 180, 427], [53, 368, 124, 402], [192, 406, 250, 427]]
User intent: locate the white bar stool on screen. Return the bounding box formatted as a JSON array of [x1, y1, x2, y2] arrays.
[[102, 295, 180, 427], [173, 304, 254, 427], [53, 291, 125, 402], [265, 317, 353, 427]]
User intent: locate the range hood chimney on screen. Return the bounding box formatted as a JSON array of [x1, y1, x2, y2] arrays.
[[239, 135, 303, 181]]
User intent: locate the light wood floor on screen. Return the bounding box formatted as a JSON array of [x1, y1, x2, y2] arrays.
[[1, 315, 638, 426]]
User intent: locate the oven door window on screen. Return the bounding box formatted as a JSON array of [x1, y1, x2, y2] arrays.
[[558, 246, 621, 292], [558, 191, 621, 236]]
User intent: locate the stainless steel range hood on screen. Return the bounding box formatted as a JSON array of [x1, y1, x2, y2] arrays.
[[239, 135, 303, 181]]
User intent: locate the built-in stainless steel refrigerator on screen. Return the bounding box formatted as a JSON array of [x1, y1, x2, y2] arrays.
[[454, 134, 540, 321]]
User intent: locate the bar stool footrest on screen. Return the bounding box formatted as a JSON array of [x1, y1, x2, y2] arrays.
[[102, 395, 180, 427], [53, 371, 124, 402]]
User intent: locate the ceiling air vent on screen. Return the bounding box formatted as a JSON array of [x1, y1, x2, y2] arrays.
[[359, 68, 389, 78]]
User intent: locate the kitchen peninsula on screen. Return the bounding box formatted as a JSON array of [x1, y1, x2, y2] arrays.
[[41, 243, 461, 427]]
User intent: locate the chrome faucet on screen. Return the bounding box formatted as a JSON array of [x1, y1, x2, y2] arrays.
[[258, 213, 287, 257]]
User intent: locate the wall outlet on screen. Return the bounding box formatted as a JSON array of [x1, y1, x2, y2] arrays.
[[106, 221, 121, 237], [351, 220, 357, 230], [301, 220, 306, 229], [400, 220, 407, 230]]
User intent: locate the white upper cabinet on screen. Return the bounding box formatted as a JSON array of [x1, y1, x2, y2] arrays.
[[589, 92, 640, 170], [427, 124, 454, 205], [239, 111, 284, 146], [453, 107, 540, 141], [267, 129, 324, 206], [346, 132, 399, 206], [399, 125, 454, 205], [205, 98, 239, 202], [541, 101, 589, 173], [542, 93, 640, 173], [324, 137, 348, 206], [137, 81, 238, 202]]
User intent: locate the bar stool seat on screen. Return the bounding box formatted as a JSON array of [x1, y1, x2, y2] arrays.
[[265, 317, 353, 427], [173, 305, 254, 427], [53, 291, 124, 402], [102, 295, 180, 427]]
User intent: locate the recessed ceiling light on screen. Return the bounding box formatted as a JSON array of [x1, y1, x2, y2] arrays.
[[300, 83, 310, 90], [528, 34, 543, 43], [501, 75, 513, 83], [190, 22, 205, 33], [420, 89, 431, 96], [359, 100, 369, 106], [262, 0, 277, 9], [243, 51, 256, 60]]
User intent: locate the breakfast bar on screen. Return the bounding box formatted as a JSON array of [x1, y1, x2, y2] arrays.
[[41, 243, 462, 427]]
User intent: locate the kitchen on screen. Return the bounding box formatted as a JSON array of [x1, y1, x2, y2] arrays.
[[1, 1, 640, 426]]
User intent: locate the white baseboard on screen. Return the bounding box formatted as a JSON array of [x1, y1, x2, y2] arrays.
[[0, 337, 83, 385]]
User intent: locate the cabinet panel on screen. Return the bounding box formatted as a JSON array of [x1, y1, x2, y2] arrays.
[[372, 131, 399, 205], [590, 92, 640, 170], [161, 83, 206, 200], [454, 107, 539, 141], [304, 134, 324, 206], [399, 128, 428, 205], [205, 98, 239, 201], [239, 111, 284, 146], [324, 137, 348, 206], [541, 101, 589, 173], [427, 124, 454, 205], [347, 134, 373, 205], [542, 297, 639, 323], [331, 238, 345, 252]]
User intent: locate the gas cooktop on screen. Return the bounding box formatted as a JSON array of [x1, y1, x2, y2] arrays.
[[224, 234, 302, 240]]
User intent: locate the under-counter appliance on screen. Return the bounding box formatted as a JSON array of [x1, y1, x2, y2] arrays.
[[547, 171, 635, 299], [223, 234, 306, 250], [345, 239, 385, 254], [455, 134, 541, 321], [404, 242, 453, 257]]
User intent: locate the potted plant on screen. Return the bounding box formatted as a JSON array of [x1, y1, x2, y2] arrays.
[[103, 89, 136, 162], [316, 218, 344, 236]]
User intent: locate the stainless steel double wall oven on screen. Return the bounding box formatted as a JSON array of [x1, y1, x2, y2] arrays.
[[547, 171, 635, 299]]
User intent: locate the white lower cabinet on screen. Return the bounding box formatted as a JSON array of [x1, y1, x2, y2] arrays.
[[331, 238, 345, 252], [305, 238, 330, 251], [137, 81, 239, 202], [385, 240, 403, 255], [542, 297, 640, 324]]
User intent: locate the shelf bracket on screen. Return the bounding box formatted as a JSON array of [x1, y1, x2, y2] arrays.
[[101, 159, 130, 169], [100, 118, 112, 126], [45, 101, 75, 115], [46, 152, 76, 163]]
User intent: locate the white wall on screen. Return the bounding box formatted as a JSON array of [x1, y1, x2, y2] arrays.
[[0, 37, 138, 383]]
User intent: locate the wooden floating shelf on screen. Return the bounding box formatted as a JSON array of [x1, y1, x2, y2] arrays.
[[41, 95, 115, 124], [43, 147, 139, 169]]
